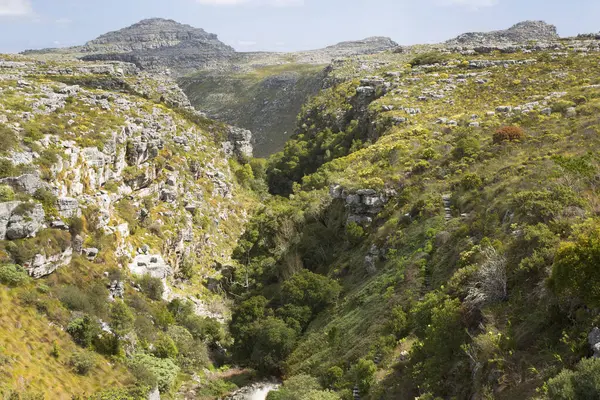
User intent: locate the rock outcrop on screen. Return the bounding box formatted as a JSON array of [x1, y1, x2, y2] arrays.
[[446, 21, 559, 47], [0, 202, 45, 240]]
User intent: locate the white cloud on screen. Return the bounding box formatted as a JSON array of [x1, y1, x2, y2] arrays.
[[238, 40, 257, 46], [437, 0, 498, 9], [0, 0, 32, 16], [196, 0, 304, 7]]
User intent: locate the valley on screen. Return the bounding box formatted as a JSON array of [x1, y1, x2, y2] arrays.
[[1, 16, 600, 400]]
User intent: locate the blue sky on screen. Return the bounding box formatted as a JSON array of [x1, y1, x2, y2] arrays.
[[0, 0, 598, 53]]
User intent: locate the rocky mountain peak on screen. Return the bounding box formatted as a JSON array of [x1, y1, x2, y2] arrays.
[[446, 20, 559, 46], [85, 18, 232, 54]]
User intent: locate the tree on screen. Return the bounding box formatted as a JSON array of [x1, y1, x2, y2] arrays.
[[250, 317, 297, 374], [350, 359, 377, 395], [281, 270, 341, 315]]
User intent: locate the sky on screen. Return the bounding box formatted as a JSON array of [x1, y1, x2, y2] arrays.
[[0, 0, 598, 54]]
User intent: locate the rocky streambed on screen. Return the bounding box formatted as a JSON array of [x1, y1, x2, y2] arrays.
[[225, 382, 280, 400]]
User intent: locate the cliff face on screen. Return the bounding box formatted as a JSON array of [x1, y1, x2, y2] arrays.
[[0, 55, 259, 397]]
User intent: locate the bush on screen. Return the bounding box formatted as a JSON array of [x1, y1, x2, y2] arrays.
[[546, 358, 600, 399], [349, 359, 377, 395], [410, 52, 449, 67], [0, 264, 30, 286], [345, 222, 365, 244], [69, 216, 85, 236], [0, 159, 16, 179], [137, 274, 164, 301], [153, 333, 178, 359], [166, 325, 210, 371], [0, 185, 15, 201], [460, 173, 483, 190], [87, 387, 149, 400], [110, 300, 135, 336], [551, 225, 600, 307], [0, 124, 19, 154], [67, 315, 100, 347], [70, 351, 96, 375], [268, 374, 340, 400], [493, 126, 525, 143], [128, 353, 180, 393]]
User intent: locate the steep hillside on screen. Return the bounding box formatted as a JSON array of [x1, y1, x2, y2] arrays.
[[0, 56, 260, 398], [179, 64, 327, 157], [224, 35, 600, 400]]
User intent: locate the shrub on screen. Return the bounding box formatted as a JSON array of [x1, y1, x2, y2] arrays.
[[250, 317, 298, 374], [551, 225, 600, 307], [345, 222, 365, 244], [387, 306, 408, 339], [166, 325, 210, 371], [0, 185, 15, 201], [324, 366, 344, 390], [70, 351, 96, 375], [493, 126, 525, 143], [268, 374, 339, 400], [0, 264, 30, 286], [349, 359, 377, 395], [110, 300, 135, 336], [0, 159, 16, 179], [153, 334, 178, 359], [128, 353, 180, 393], [452, 136, 480, 160], [87, 387, 149, 400], [410, 52, 449, 67], [460, 173, 483, 190], [68, 216, 85, 236], [67, 315, 100, 347], [137, 274, 164, 301], [546, 358, 600, 399], [465, 247, 508, 310], [0, 124, 19, 154]]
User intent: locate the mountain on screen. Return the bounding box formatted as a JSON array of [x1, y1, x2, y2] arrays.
[[23, 19, 398, 156], [84, 18, 233, 53], [8, 23, 600, 399], [446, 20, 559, 46]]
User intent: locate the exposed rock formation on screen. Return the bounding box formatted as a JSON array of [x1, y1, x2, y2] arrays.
[[0, 202, 45, 240], [25, 247, 73, 279], [446, 21, 559, 47]]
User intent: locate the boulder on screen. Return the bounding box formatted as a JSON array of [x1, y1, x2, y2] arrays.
[[0, 202, 45, 240], [83, 248, 99, 260], [25, 247, 73, 278], [224, 126, 253, 161], [0, 174, 48, 195], [148, 387, 160, 400], [108, 280, 125, 300], [129, 253, 172, 279]]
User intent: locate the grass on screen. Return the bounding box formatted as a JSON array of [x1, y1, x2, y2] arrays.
[[0, 287, 133, 398]]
